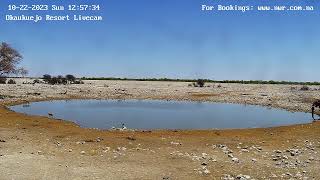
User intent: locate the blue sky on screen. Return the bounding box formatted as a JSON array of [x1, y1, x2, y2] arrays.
[[1, 0, 320, 81]]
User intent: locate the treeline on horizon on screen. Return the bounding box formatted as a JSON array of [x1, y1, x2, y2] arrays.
[[79, 77, 320, 86]]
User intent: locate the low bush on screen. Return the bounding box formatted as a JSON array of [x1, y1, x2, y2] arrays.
[[196, 79, 205, 87], [0, 77, 6, 84], [300, 86, 309, 91], [290, 86, 297, 91], [48, 77, 59, 85], [66, 74, 76, 83], [74, 80, 84, 84], [7, 79, 16, 84], [33, 79, 41, 84], [57, 75, 67, 85], [42, 74, 51, 83], [43, 74, 81, 85]]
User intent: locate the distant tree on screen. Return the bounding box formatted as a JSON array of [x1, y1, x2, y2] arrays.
[[43, 74, 70, 85], [196, 79, 205, 87], [50, 77, 58, 85], [43, 74, 52, 83], [300, 85, 310, 91], [57, 75, 67, 84], [65, 74, 76, 83], [7, 79, 16, 84], [0, 42, 27, 77], [0, 77, 6, 84]]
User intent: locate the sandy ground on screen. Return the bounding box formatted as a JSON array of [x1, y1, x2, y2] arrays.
[[0, 79, 320, 179]]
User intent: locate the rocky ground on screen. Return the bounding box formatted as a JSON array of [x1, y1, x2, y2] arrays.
[[0, 79, 320, 179]]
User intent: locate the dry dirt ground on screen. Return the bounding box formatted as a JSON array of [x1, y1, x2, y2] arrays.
[[0, 79, 320, 180]]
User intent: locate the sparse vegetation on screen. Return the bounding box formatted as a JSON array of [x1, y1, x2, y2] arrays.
[[0, 77, 6, 84], [42, 74, 82, 85], [33, 79, 42, 84], [66, 74, 76, 83], [42, 74, 51, 83], [42, 75, 66, 85], [57, 75, 67, 84], [74, 80, 84, 84], [300, 85, 310, 91], [7, 79, 16, 84], [196, 79, 205, 87], [80, 77, 320, 86], [290, 86, 297, 91]]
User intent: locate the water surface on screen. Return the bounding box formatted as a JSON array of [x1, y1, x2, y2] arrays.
[[10, 100, 311, 130]]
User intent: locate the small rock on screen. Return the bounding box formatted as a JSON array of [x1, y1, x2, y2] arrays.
[[274, 150, 282, 153], [232, 157, 239, 163], [201, 153, 208, 158], [270, 174, 277, 178], [286, 172, 292, 177], [223, 174, 235, 180], [236, 174, 251, 179], [103, 147, 110, 152], [201, 162, 208, 166], [203, 169, 210, 175], [170, 141, 182, 145], [295, 172, 302, 178], [241, 149, 250, 153]]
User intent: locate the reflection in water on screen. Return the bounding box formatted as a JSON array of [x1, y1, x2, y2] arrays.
[[22, 104, 30, 108], [10, 99, 311, 130]]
